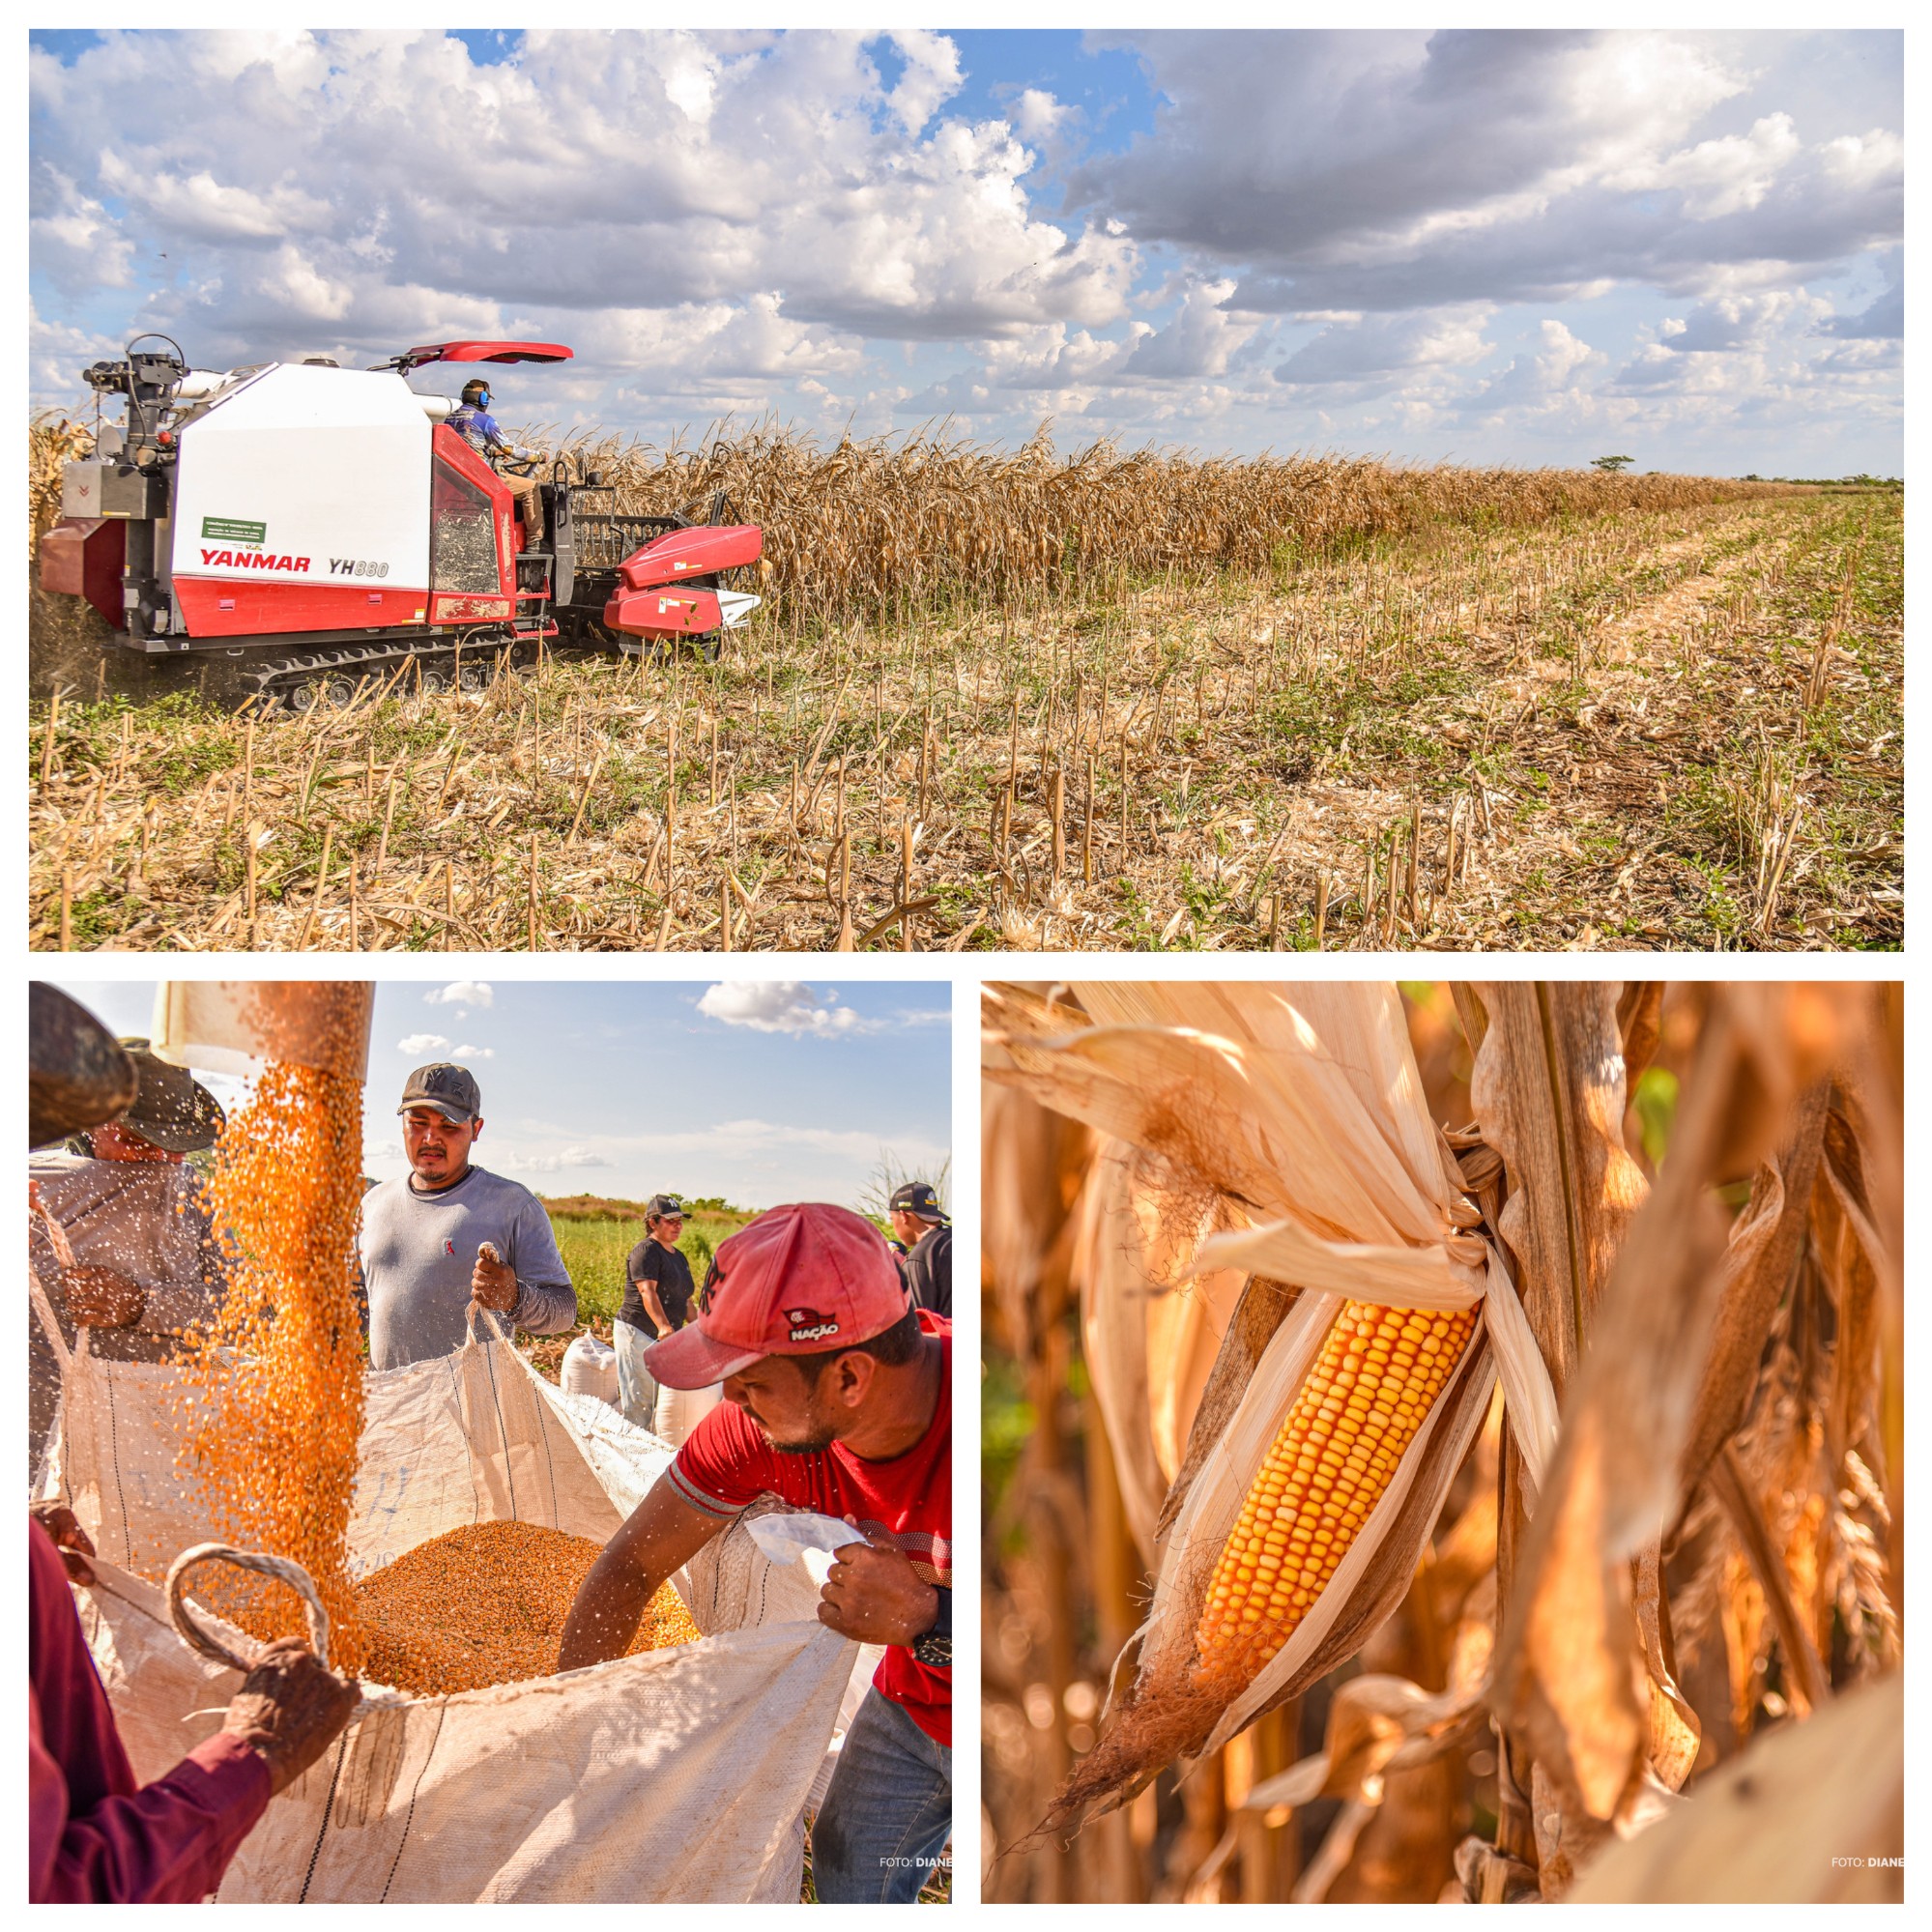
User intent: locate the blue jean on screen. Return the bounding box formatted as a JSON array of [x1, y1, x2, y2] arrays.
[[812, 1688, 952, 1903], [612, 1318, 658, 1432]]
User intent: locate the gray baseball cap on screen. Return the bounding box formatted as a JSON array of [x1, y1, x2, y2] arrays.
[[397, 1062, 482, 1124]]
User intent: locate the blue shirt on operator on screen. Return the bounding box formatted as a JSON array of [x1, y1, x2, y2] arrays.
[[449, 402, 510, 455]]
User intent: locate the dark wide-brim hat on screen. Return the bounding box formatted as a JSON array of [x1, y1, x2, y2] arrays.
[[30, 985, 136, 1149], [114, 1037, 226, 1152]]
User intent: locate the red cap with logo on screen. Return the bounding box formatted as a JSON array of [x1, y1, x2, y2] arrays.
[[646, 1201, 910, 1389]]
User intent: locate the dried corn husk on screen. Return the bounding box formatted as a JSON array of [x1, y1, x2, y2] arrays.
[[1074, 1140, 1241, 1559], [982, 981, 1561, 1822]]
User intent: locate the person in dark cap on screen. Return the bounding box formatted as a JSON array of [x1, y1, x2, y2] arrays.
[[888, 1181, 951, 1321], [28, 1037, 230, 1476], [27, 983, 359, 1904], [355, 1062, 576, 1369], [614, 1195, 694, 1431], [561, 1202, 952, 1901]]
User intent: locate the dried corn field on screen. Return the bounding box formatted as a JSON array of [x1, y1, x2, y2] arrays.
[[981, 981, 1902, 1903], [27, 421, 1894, 953]]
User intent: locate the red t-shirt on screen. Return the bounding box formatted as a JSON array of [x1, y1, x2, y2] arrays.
[[669, 1313, 952, 1745]]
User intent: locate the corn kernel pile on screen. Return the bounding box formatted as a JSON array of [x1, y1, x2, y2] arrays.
[[174, 1057, 369, 1671], [349, 1521, 701, 1696], [1195, 1299, 1479, 1691]]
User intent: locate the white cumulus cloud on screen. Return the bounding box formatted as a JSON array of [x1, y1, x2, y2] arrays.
[[698, 981, 863, 1037], [397, 1032, 450, 1054], [509, 1144, 610, 1172], [425, 981, 493, 1007]]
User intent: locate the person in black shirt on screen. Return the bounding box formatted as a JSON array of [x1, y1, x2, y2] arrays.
[[614, 1194, 696, 1432], [888, 1181, 951, 1320]]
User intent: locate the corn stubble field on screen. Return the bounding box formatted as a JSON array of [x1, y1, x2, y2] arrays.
[[27, 420, 1901, 952]]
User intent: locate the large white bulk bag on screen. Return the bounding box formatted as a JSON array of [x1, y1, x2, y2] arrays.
[[651, 1378, 723, 1448], [560, 1329, 620, 1406], [36, 1311, 868, 1903]]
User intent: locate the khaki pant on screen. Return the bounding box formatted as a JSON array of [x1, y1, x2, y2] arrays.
[[502, 469, 544, 554]]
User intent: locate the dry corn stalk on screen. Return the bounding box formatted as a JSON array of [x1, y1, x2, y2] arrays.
[[1485, 984, 1877, 1862], [981, 1031, 1092, 1360], [982, 981, 1559, 1825]]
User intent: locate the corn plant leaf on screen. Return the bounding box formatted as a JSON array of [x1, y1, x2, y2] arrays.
[[1473, 1248, 1560, 1493], [1242, 1671, 1490, 1811], [1631, 1542, 1701, 1790], [1074, 1143, 1171, 1561], [1678, 1081, 1831, 1495], [1616, 981, 1665, 1085], [1494, 987, 1855, 1825], [1569, 1673, 1902, 1902], [1068, 981, 1464, 1244]]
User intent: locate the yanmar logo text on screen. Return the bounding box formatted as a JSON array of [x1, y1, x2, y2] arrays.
[[200, 548, 310, 572]]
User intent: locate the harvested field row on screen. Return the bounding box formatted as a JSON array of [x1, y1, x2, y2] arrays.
[[26, 472, 1896, 952]]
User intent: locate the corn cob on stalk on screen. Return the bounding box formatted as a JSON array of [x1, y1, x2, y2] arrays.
[[1194, 1299, 1479, 1693]]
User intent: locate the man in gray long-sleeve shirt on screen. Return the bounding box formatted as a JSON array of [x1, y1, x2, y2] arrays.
[[358, 1063, 575, 1370]]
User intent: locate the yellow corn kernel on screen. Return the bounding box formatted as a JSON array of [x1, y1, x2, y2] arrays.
[[1193, 1299, 1477, 1693]]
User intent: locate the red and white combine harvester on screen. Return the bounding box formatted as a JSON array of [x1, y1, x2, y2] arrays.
[[40, 335, 764, 709]]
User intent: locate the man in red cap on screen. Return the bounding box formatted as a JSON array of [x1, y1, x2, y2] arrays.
[[559, 1201, 950, 1902]]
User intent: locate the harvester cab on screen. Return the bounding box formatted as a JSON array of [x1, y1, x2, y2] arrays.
[[41, 336, 764, 711]]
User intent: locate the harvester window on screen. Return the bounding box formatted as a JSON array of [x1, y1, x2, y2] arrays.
[[430, 456, 500, 594]]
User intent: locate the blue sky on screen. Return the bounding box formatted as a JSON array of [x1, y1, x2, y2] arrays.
[[28, 28, 1902, 474], [50, 978, 952, 1210]]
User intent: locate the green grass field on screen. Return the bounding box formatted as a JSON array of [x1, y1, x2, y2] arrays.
[[546, 1208, 743, 1325], [526, 1197, 909, 1382]]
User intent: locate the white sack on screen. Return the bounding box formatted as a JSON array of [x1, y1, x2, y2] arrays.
[[560, 1330, 620, 1406], [652, 1378, 724, 1449], [39, 1327, 868, 1903]]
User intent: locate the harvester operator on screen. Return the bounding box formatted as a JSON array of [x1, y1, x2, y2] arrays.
[[449, 378, 547, 558], [27, 1041, 229, 1478], [559, 1203, 951, 1903], [356, 1062, 576, 1369], [28, 986, 359, 1905]]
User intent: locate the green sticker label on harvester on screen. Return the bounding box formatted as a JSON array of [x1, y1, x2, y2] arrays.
[[201, 516, 267, 544]]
